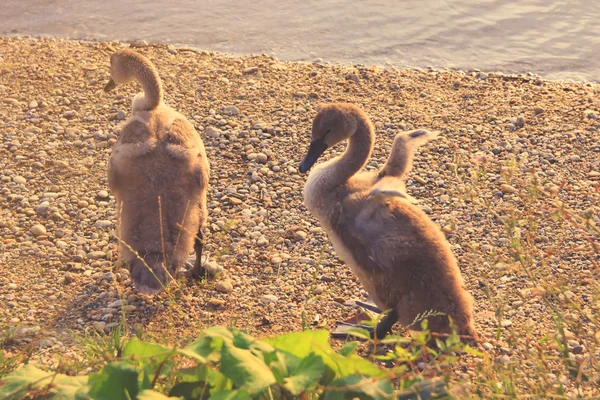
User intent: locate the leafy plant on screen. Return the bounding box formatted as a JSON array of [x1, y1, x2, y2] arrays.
[[0, 326, 465, 399]]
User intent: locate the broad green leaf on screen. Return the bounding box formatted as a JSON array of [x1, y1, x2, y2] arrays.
[[87, 362, 139, 400], [169, 365, 232, 398], [322, 374, 393, 400], [282, 352, 325, 395], [0, 365, 87, 399], [137, 389, 183, 399], [208, 389, 250, 400], [337, 341, 359, 356], [264, 330, 331, 358], [123, 338, 174, 363], [220, 341, 276, 395], [231, 329, 275, 354], [178, 336, 216, 364]]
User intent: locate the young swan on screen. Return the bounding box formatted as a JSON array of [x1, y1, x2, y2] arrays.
[[104, 49, 210, 295], [299, 103, 477, 341]]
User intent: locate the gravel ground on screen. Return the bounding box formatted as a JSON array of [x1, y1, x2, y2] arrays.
[[1, 36, 599, 396]]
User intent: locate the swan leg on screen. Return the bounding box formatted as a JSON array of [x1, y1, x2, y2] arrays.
[[188, 229, 205, 278], [372, 309, 398, 340]]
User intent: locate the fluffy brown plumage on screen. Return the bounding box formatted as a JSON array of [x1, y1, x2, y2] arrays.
[[105, 50, 210, 294], [299, 103, 477, 341]]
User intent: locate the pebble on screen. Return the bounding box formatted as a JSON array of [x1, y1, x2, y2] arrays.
[[63, 110, 77, 118], [30, 224, 47, 237], [87, 251, 107, 260], [204, 261, 224, 276], [94, 220, 112, 229], [93, 321, 106, 333], [215, 280, 233, 293], [257, 237, 269, 247], [223, 105, 239, 116], [495, 355, 511, 365], [294, 231, 307, 241], [500, 184, 517, 194], [262, 294, 278, 304], [13, 176, 26, 184], [97, 190, 109, 199], [500, 319, 513, 327], [7, 283, 18, 290], [116, 111, 126, 120], [204, 126, 221, 138]]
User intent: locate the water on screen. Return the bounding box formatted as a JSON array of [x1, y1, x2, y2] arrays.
[[2, 0, 600, 81]]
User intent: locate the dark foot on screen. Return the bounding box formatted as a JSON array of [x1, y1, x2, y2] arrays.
[[189, 227, 205, 279], [371, 309, 399, 340]]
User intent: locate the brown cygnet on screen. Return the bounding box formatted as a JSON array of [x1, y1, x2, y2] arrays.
[[104, 49, 210, 294], [299, 103, 477, 341]]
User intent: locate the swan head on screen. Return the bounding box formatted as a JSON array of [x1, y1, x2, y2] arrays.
[[299, 103, 359, 173], [104, 50, 139, 92]]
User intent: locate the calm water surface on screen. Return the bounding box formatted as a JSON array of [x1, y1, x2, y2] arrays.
[[2, 0, 600, 81]]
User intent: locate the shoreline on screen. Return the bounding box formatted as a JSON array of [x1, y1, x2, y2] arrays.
[[1, 35, 599, 396], [3, 33, 598, 85]]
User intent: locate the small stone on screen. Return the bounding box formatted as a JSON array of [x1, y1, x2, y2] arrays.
[[63, 110, 77, 118], [477, 72, 488, 80], [87, 251, 107, 260], [210, 298, 226, 306], [262, 294, 278, 304], [500, 319, 513, 327], [7, 283, 17, 290], [93, 321, 106, 333], [243, 67, 260, 75], [270, 256, 282, 265], [94, 220, 112, 229], [13, 176, 26, 184], [587, 171, 600, 179], [533, 107, 544, 115], [215, 280, 233, 293], [255, 153, 268, 163], [97, 190, 109, 199], [500, 184, 517, 194], [495, 355, 510, 365], [167, 48, 178, 55], [294, 231, 307, 242], [483, 342, 494, 351], [257, 237, 269, 247], [223, 105, 239, 116], [314, 285, 324, 295], [29, 100, 38, 108], [30, 224, 47, 237], [63, 272, 73, 284], [103, 272, 116, 281], [204, 261, 224, 276], [204, 126, 221, 138], [229, 197, 242, 205], [116, 111, 126, 120]]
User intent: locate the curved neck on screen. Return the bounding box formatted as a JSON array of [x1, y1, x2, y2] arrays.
[[379, 136, 411, 179], [328, 115, 374, 185], [130, 57, 163, 110]]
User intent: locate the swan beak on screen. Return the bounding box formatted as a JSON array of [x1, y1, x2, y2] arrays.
[[299, 139, 328, 173], [104, 78, 117, 92]]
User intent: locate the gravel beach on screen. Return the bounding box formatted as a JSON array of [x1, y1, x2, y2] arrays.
[[1, 36, 599, 396]]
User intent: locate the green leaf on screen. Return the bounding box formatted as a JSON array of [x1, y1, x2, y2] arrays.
[[87, 362, 139, 400], [282, 352, 325, 395], [123, 338, 174, 363], [137, 389, 183, 399], [220, 341, 277, 395], [337, 341, 359, 356], [208, 389, 250, 400], [178, 336, 217, 364], [169, 365, 232, 398], [322, 374, 393, 400], [0, 365, 87, 399], [264, 330, 331, 358]]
